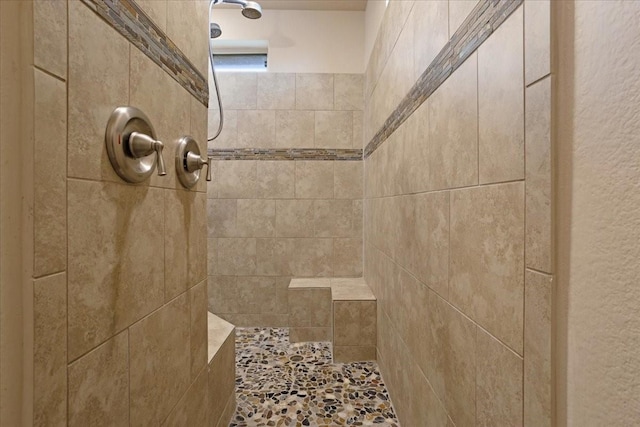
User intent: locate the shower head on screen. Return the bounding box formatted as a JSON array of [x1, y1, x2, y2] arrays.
[[241, 1, 262, 19], [212, 0, 263, 19], [210, 22, 222, 39]]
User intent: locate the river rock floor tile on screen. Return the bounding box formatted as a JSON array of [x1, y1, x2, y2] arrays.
[[231, 327, 399, 427]]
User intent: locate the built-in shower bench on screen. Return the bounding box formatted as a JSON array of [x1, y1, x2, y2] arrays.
[[207, 313, 236, 427], [288, 277, 376, 363]]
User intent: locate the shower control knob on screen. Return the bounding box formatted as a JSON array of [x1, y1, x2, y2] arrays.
[[129, 132, 167, 176], [175, 135, 211, 188]]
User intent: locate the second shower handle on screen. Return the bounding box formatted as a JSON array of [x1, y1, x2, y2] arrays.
[[175, 135, 212, 188], [184, 149, 212, 182]]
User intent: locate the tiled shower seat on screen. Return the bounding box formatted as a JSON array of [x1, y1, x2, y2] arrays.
[[288, 277, 377, 363], [207, 313, 236, 427]]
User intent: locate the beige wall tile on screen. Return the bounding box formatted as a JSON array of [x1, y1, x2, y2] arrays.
[[68, 332, 129, 427], [334, 161, 363, 199], [276, 199, 315, 238], [207, 199, 237, 238], [129, 294, 190, 426], [290, 327, 332, 343], [137, 0, 167, 31], [208, 331, 236, 426], [33, 273, 67, 426], [276, 238, 334, 277], [208, 275, 238, 314], [402, 97, 430, 194], [236, 199, 276, 237], [524, 269, 553, 427], [526, 77, 553, 273], [130, 48, 193, 189], [524, 0, 551, 85], [448, 0, 478, 36], [257, 161, 295, 198], [165, 190, 207, 300], [257, 73, 295, 109], [33, 69, 66, 277], [353, 111, 364, 148], [208, 238, 218, 276], [237, 276, 277, 314], [34, 0, 67, 79], [275, 110, 315, 148], [208, 109, 238, 149], [223, 313, 290, 327], [314, 199, 361, 238], [333, 346, 376, 362], [334, 74, 364, 111], [67, 180, 165, 360], [68, 1, 129, 182], [215, 395, 236, 427], [334, 301, 376, 346], [162, 366, 208, 427], [333, 238, 363, 277], [289, 288, 332, 327], [296, 73, 334, 110], [190, 98, 209, 193], [189, 280, 208, 381], [167, 0, 208, 75], [315, 111, 353, 148], [428, 53, 478, 190], [237, 110, 276, 148], [478, 7, 524, 184], [476, 328, 524, 426], [217, 238, 257, 276], [449, 182, 525, 354], [256, 238, 281, 276], [217, 72, 257, 109], [295, 161, 334, 199], [217, 161, 257, 198], [207, 162, 220, 198], [412, 0, 448, 79]]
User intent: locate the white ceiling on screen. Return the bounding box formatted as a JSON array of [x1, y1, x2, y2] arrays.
[[223, 0, 368, 11]]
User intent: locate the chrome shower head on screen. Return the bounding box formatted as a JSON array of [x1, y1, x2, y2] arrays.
[[210, 22, 222, 38], [241, 1, 262, 19]]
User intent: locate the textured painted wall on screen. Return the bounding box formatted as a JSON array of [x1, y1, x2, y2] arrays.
[[556, 1, 640, 425]]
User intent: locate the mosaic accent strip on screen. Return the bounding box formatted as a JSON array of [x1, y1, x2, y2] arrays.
[[364, 0, 523, 158], [232, 327, 399, 426], [81, 0, 209, 106], [208, 148, 363, 161]]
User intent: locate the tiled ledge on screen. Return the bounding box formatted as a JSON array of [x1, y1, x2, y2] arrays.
[[207, 312, 234, 364], [207, 312, 236, 427]]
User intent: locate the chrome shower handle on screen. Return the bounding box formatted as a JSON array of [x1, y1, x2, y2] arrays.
[[185, 152, 212, 181], [129, 131, 167, 176]]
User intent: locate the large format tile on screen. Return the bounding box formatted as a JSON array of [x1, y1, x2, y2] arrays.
[[295, 161, 334, 199], [237, 110, 276, 148], [334, 161, 363, 199], [129, 294, 191, 426], [68, 1, 129, 182], [289, 288, 332, 327], [275, 110, 315, 148], [162, 367, 208, 427], [164, 190, 207, 300], [428, 54, 478, 190], [208, 275, 238, 314], [217, 72, 258, 109], [402, 100, 430, 193], [167, 0, 208, 75], [295, 73, 334, 110], [190, 280, 208, 381], [217, 238, 257, 276], [412, 0, 448, 79], [257, 161, 295, 198], [258, 73, 295, 110], [334, 301, 376, 347], [207, 198, 237, 237], [526, 77, 553, 273], [276, 238, 333, 277], [275, 199, 315, 238], [33, 69, 66, 277], [525, 0, 551, 85], [476, 328, 524, 426], [68, 332, 129, 427], [448, 0, 478, 36], [478, 7, 524, 184], [524, 269, 553, 427], [34, 0, 67, 79], [236, 199, 276, 237], [449, 182, 525, 354], [217, 161, 257, 198], [67, 180, 164, 360], [236, 276, 277, 314], [137, 0, 167, 31], [334, 74, 364, 111], [314, 199, 360, 238], [33, 273, 67, 426], [333, 238, 363, 277], [208, 109, 238, 148], [209, 331, 236, 426], [315, 111, 353, 148]]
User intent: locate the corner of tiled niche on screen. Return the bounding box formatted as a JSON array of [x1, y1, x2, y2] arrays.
[[362, 0, 555, 426], [27, 0, 213, 425], [206, 71, 365, 326]]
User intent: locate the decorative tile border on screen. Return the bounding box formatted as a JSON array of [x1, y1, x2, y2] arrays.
[[364, 0, 523, 158], [208, 148, 363, 161], [81, 0, 209, 106]]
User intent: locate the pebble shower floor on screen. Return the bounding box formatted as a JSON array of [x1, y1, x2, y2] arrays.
[[231, 328, 400, 426]]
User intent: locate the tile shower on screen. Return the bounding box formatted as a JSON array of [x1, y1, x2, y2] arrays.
[[0, 0, 555, 426]]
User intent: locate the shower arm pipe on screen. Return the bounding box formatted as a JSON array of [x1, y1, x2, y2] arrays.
[[208, 0, 224, 142]]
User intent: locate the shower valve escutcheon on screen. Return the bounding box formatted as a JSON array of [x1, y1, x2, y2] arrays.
[[105, 106, 167, 183], [176, 135, 211, 189]]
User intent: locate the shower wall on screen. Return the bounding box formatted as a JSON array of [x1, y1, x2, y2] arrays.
[[207, 72, 364, 326], [4, 0, 210, 424], [364, 1, 553, 426]]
